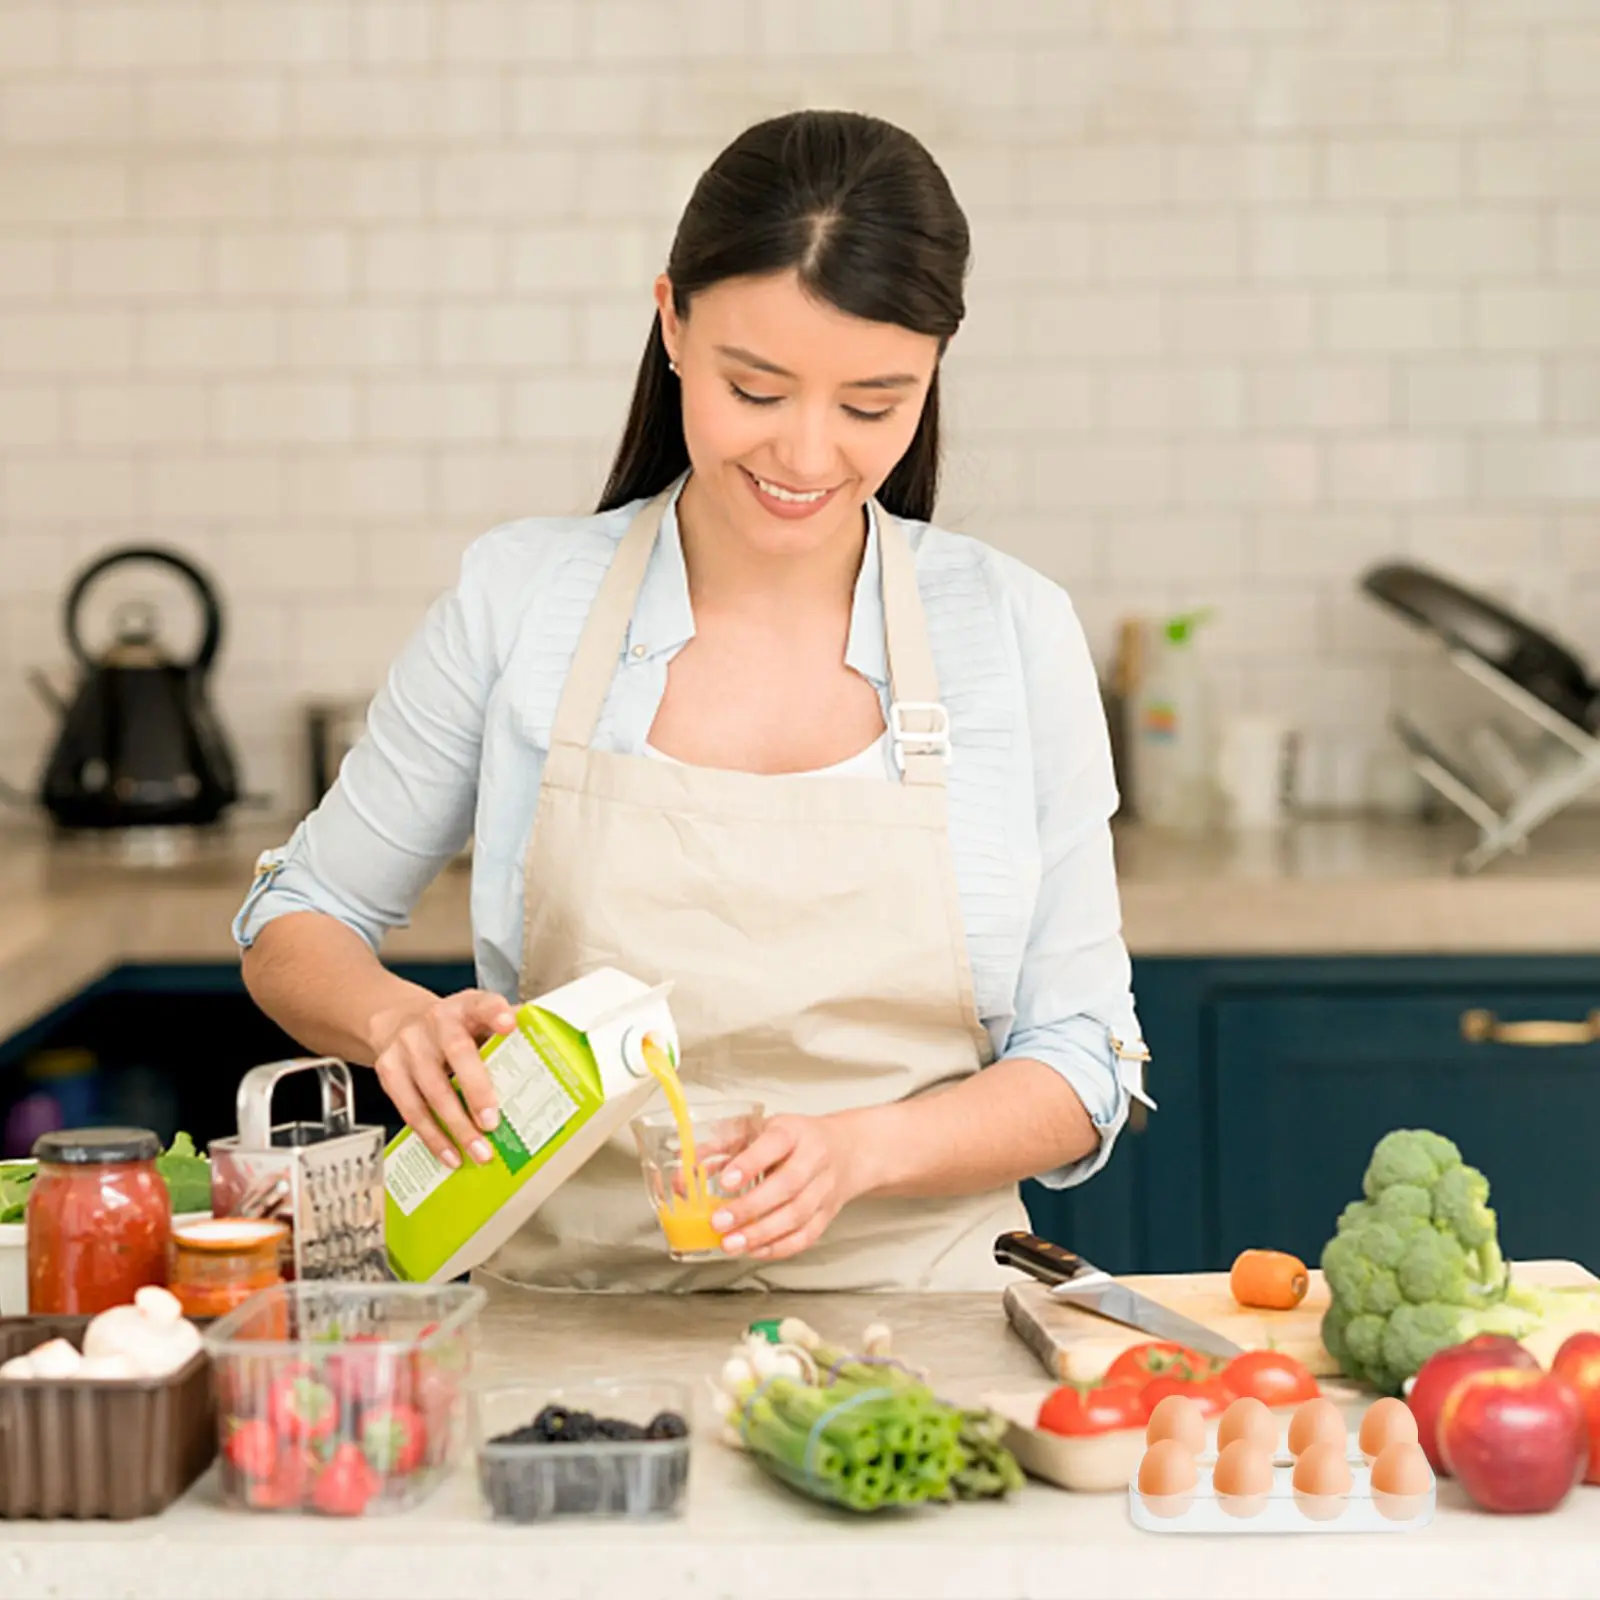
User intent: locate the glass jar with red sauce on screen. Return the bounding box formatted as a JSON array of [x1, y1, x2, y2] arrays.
[[26, 1127, 173, 1315]]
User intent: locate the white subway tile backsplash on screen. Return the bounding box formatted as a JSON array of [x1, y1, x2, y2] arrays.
[[3, 82, 139, 147], [1398, 213, 1544, 281], [1247, 364, 1392, 431], [1, 6, 62, 73], [1103, 367, 1244, 433], [137, 308, 280, 372], [0, 3, 1594, 812], [1324, 437, 1473, 505], [1248, 211, 1391, 281], [363, 379, 503, 444], [64, 234, 211, 300], [1323, 287, 1467, 353], [1403, 359, 1544, 427], [1326, 139, 1465, 202], [69, 381, 209, 447]]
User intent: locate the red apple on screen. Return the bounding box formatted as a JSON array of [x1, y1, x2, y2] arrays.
[[1550, 1331, 1600, 1486], [1438, 1367, 1587, 1514], [1407, 1334, 1539, 1475]]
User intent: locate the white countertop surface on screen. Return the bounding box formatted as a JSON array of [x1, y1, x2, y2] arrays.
[[3, 808, 1600, 1044], [2, 1283, 1597, 1600]]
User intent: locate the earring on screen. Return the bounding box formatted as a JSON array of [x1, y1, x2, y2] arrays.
[[668, 360, 680, 376]]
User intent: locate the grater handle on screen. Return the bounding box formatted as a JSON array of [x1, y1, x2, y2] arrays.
[[235, 1056, 355, 1147]]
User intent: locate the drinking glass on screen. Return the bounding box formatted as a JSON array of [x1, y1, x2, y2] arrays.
[[631, 1100, 764, 1263]]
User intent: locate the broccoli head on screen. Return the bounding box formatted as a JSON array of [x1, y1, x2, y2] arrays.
[[1320, 1128, 1534, 1394]]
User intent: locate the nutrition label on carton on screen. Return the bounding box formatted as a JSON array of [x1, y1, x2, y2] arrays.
[[383, 1031, 580, 1218], [485, 1031, 579, 1174]]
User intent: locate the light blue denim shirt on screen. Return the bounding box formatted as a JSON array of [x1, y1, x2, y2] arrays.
[[232, 480, 1151, 1190]]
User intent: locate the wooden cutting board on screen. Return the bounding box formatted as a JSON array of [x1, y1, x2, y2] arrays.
[[1003, 1259, 1600, 1383]]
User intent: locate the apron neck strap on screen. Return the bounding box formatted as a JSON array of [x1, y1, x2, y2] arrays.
[[549, 480, 950, 789], [875, 506, 950, 789], [549, 483, 676, 754]]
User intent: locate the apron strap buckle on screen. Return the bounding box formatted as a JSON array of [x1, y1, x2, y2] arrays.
[[890, 701, 952, 773]]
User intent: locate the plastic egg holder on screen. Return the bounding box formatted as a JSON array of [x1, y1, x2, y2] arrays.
[[1128, 1428, 1436, 1535]]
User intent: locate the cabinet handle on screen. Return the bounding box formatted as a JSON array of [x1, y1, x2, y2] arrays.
[[1460, 1008, 1600, 1047]]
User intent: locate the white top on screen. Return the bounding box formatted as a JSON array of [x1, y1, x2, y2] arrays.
[[640, 733, 891, 779]]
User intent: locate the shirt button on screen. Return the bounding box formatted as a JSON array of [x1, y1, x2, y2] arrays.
[[630, 644, 646, 659]]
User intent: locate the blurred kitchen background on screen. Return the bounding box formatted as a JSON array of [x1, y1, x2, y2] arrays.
[[0, 0, 1596, 832], [3, 1, 1600, 1275]]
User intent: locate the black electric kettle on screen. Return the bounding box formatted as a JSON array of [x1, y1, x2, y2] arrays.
[[33, 546, 241, 829]]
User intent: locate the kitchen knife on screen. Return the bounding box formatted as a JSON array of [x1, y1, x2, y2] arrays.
[[994, 1231, 1244, 1362]]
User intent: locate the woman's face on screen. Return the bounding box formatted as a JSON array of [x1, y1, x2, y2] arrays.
[[656, 269, 941, 558]]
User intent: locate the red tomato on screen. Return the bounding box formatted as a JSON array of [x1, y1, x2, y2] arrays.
[[1220, 1350, 1320, 1409], [1104, 1341, 1227, 1387], [1142, 1374, 1232, 1417], [1036, 1381, 1149, 1437]]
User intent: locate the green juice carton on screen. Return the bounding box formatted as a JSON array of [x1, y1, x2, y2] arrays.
[[383, 966, 677, 1282]]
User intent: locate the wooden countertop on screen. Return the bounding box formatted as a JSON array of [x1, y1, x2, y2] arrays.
[[3, 808, 1600, 1044]]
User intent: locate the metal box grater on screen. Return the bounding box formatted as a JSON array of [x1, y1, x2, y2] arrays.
[[208, 1057, 388, 1284]]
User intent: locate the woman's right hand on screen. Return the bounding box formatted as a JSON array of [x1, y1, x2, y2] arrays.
[[369, 989, 517, 1168]]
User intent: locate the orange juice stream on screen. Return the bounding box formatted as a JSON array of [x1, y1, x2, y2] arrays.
[[640, 1034, 722, 1253]]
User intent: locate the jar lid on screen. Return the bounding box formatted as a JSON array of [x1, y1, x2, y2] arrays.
[[32, 1127, 162, 1165], [173, 1218, 287, 1251]]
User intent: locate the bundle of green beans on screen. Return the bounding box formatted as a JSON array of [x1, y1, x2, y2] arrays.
[[719, 1319, 1023, 1513]]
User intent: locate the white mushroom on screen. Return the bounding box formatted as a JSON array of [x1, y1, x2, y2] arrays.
[[83, 1303, 200, 1377], [78, 1354, 141, 1380], [0, 1355, 36, 1380], [133, 1285, 184, 1327], [27, 1338, 85, 1378]]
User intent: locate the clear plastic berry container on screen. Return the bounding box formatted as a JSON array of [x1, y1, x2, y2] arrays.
[[201, 1281, 485, 1517], [473, 1378, 693, 1522]]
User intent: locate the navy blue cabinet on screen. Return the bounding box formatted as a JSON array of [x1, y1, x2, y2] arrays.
[[1027, 955, 1600, 1278]]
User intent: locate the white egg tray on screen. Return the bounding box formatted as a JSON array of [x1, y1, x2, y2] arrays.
[[1129, 1434, 1435, 1535]]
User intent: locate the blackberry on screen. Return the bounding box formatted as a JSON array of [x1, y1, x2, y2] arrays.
[[645, 1411, 689, 1440], [595, 1416, 646, 1441]]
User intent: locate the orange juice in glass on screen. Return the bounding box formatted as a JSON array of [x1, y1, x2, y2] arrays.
[[631, 1100, 763, 1263]]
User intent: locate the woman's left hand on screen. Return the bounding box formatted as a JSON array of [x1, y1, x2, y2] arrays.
[[710, 1113, 870, 1262]]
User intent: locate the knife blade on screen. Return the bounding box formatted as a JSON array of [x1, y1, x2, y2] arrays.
[[994, 1231, 1244, 1363]]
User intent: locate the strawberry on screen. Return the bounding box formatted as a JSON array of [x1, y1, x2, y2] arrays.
[[245, 1445, 317, 1512], [310, 1442, 382, 1518], [360, 1402, 426, 1477], [223, 1417, 278, 1481], [267, 1367, 338, 1445]]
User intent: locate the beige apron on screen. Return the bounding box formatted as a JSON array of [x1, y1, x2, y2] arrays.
[[483, 480, 1033, 1293]]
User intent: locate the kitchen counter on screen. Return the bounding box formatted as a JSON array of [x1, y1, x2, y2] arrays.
[[4, 809, 1600, 1044], [3, 1282, 1598, 1600]]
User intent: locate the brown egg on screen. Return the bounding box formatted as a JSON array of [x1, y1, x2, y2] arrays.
[[1212, 1438, 1274, 1500], [1145, 1393, 1206, 1455], [1217, 1396, 1278, 1456], [1358, 1396, 1419, 1460], [1292, 1440, 1353, 1496], [1138, 1437, 1200, 1498], [1369, 1439, 1432, 1498], [1294, 1488, 1350, 1522], [1288, 1397, 1346, 1457]]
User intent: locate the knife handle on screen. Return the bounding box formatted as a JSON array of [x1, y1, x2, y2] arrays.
[[994, 1230, 1090, 1286]]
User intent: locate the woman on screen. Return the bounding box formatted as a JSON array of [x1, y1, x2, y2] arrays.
[[234, 109, 1150, 1294]]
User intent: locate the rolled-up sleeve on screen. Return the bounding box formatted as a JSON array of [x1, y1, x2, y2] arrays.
[[1003, 574, 1152, 1191], [232, 536, 500, 954]]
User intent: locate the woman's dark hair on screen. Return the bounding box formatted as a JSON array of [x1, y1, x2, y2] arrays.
[[597, 109, 970, 524]]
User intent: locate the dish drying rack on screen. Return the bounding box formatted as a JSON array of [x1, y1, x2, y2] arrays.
[[1363, 563, 1600, 875]]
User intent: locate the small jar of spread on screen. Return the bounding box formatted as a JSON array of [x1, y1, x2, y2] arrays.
[[168, 1218, 288, 1320], [26, 1127, 172, 1315]]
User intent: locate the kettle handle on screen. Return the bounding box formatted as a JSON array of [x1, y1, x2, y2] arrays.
[[235, 1057, 356, 1149], [62, 545, 224, 673]]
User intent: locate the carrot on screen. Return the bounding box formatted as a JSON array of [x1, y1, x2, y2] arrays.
[[1230, 1249, 1309, 1310]]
